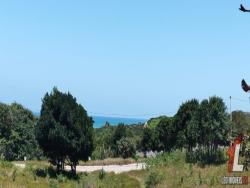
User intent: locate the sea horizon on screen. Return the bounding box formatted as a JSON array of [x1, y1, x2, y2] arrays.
[[92, 115, 147, 128], [33, 112, 146, 128]]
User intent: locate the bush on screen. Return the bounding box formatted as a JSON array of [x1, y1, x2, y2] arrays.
[[145, 170, 164, 188], [0, 160, 13, 168], [146, 151, 185, 167], [98, 168, 106, 180], [117, 137, 136, 159], [57, 173, 67, 183], [91, 146, 113, 160], [35, 168, 47, 178], [185, 148, 226, 165]]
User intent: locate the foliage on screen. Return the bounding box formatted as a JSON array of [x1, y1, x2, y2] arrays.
[[145, 170, 164, 188], [92, 126, 115, 160], [98, 168, 106, 180], [0, 102, 42, 160], [117, 137, 136, 159], [36, 87, 94, 173], [142, 96, 230, 165], [142, 117, 176, 152], [93, 123, 139, 159], [174, 99, 199, 150], [183, 97, 229, 164], [110, 124, 130, 156], [156, 117, 176, 152], [185, 148, 227, 165], [147, 116, 167, 129], [145, 150, 185, 168], [232, 110, 250, 134]]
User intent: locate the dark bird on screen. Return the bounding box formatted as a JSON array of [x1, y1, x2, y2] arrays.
[[239, 4, 250, 12], [242, 79, 250, 92]]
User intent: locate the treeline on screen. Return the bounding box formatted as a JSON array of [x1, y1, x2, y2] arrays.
[[93, 97, 236, 164], [142, 97, 233, 164], [92, 124, 143, 159], [0, 88, 249, 174]]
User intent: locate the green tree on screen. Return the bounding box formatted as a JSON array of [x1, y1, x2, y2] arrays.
[[156, 117, 175, 152], [92, 126, 115, 160], [174, 99, 199, 150], [117, 137, 136, 158], [0, 103, 41, 160], [141, 127, 160, 152], [110, 124, 129, 157], [232, 111, 250, 134], [36, 88, 94, 174], [200, 97, 229, 153], [186, 97, 229, 164]]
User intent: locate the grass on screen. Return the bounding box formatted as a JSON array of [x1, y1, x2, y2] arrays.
[[1, 151, 250, 187], [0, 160, 140, 188]]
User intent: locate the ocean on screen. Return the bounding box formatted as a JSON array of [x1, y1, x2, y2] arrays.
[[92, 116, 146, 128], [33, 112, 146, 128]]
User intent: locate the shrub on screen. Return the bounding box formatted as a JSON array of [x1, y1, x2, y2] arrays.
[[98, 168, 106, 180], [146, 151, 185, 167], [185, 148, 226, 165], [145, 170, 164, 188], [57, 173, 66, 183], [117, 137, 136, 159], [0, 160, 13, 168], [35, 168, 47, 178]]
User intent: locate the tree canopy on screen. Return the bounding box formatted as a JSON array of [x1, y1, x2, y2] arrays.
[[0, 102, 41, 160], [36, 88, 94, 173]]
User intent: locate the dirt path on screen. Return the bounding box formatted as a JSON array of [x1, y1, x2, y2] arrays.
[[14, 163, 146, 174]]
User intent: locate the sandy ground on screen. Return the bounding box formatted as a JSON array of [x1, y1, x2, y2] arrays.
[[14, 163, 146, 174]]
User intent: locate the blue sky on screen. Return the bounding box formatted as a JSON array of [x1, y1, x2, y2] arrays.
[[0, 1, 250, 119]]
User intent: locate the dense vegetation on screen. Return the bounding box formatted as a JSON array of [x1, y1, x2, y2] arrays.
[[1, 93, 248, 165], [142, 96, 230, 164], [36, 88, 94, 174], [1, 88, 250, 187], [0, 103, 42, 161], [92, 124, 143, 159]]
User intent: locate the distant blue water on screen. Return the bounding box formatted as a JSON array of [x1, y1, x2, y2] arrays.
[[92, 116, 146, 128], [33, 112, 146, 128]]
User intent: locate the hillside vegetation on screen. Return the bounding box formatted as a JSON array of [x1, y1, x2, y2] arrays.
[[1, 88, 250, 187]]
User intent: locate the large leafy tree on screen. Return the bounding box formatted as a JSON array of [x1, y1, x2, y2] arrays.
[[0, 103, 41, 160], [141, 117, 175, 152], [200, 97, 229, 152], [110, 124, 132, 157], [156, 117, 175, 152], [36, 88, 94, 173], [174, 99, 199, 150], [141, 127, 160, 152], [186, 97, 230, 163], [232, 111, 250, 134], [117, 137, 136, 159]]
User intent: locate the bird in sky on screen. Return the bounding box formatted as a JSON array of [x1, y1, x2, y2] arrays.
[[242, 79, 250, 93], [239, 4, 250, 12]]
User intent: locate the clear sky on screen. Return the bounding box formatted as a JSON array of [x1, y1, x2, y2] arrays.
[[1, 1, 250, 119]]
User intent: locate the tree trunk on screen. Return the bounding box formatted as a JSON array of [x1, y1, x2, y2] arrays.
[[70, 162, 76, 175]]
